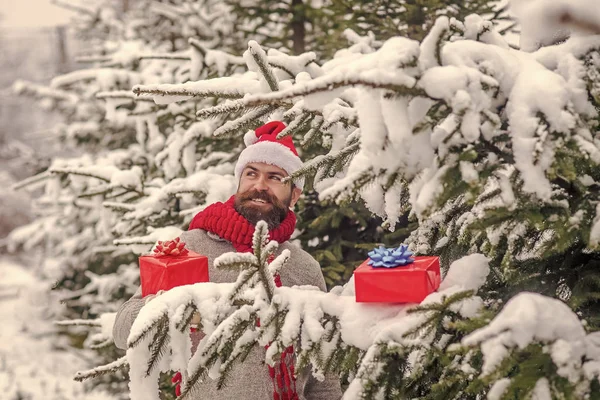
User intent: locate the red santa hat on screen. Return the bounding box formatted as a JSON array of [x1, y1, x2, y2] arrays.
[[235, 121, 304, 190]]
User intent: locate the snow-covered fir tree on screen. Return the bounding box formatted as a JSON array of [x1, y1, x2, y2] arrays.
[[8, 0, 246, 396], [9, 0, 600, 399]]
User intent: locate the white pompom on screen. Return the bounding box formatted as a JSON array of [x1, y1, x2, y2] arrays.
[[244, 130, 258, 146]]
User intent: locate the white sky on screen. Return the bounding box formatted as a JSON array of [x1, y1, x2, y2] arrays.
[[0, 0, 77, 29]]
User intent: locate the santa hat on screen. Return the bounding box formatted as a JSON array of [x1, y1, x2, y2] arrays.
[[234, 121, 304, 190]]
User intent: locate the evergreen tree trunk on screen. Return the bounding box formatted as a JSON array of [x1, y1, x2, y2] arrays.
[[55, 26, 69, 74], [291, 0, 306, 55]]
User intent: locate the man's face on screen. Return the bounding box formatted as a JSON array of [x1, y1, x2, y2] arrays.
[[234, 162, 301, 229]]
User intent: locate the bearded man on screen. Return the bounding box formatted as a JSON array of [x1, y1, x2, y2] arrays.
[[113, 121, 343, 400]]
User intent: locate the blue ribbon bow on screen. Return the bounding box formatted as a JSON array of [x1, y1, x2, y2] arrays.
[[368, 244, 414, 268]]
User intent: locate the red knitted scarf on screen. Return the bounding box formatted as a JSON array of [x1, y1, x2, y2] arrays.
[[188, 195, 296, 253], [188, 195, 298, 400]]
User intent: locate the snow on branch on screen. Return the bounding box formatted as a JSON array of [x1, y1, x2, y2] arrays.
[[51, 68, 141, 89], [96, 91, 155, 101], [12, 80, 79, 104], [125, 252, 491, 400], [463, 292, 587, 375], [246, 41, 279, 92], [11, 171, 51, 191], [74, 356, 128, 382], [55, 319, 102, 327], [104, 171, 235, 231], [510, 0, 600, 51], [133, 77, 262, 104], [51, 0, 95, 16], [212, 106, 275, 138], [239, 73, 425, 110], [285, 140, 360, 186]]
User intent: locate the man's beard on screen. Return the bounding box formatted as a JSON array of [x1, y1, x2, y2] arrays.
[[234, 189, 291, 230]]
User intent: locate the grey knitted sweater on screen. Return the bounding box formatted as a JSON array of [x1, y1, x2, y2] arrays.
[[113, 228, 343, 400]]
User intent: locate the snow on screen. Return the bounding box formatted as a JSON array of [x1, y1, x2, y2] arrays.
[[51, 69, 142, 91], [221, 13, 597, 234], [125, 252, 491, 399], [459, 161, 478, 184], [0, 259, 116, 400], [487, 377, 511, 400], [133, 74, 263, 105], [531, 378, 551, 400], [463, 292, 587, 377], [510, 0, 600, 51], [8, 1, 600, 398], [109, 166, 143, 192], [590, 203, 600, 247]]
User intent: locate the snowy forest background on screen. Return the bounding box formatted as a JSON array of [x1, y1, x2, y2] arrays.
[[3, 0, 600, 399]]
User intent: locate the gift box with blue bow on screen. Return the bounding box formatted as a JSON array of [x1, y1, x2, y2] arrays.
[[353, 244, 440, 303]]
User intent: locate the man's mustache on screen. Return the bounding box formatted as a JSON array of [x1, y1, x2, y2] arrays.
[[238, 190, 276, 204]]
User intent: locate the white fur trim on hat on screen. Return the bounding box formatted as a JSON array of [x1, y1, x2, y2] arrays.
[[243, 129, 259, 146], [235, 141, 304, 190]]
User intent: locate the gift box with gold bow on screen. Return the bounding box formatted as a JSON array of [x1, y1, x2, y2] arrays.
[[139, 237, 209, 297]]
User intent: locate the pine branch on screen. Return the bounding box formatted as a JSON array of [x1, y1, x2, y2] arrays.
[[146, 314, 170, 376], [80, 53, 191, 65], [185, 306, 259, 394], [13, 80, 79, 103], [212, 105, 275, 138], [196, 101, 248, 119], [213, 254, 257, 270], [255, 303, 285, 339], [300, 116, 325, 146], [103, 201, 136, 212], [238, 77, 425, 109], [149, 1, 190, 20], [175, 302, 198, 333], [49, 168, 111, 183], [248, 41, 279, 92], [301, 126, 321, 147], [89, 338, 114, 349], [139, 54, 191, 61], [226, 268, 259, 302], [188, 38, 207, 57], [76, 56, 111, 63], [77, 187, 113, 198], [269, 61, 295, 78], [260, 240, 279, 266], [74, 356, 128, 382], [407, 290, 475, 317], [54, 319, 101, 327], [128, 313, 163, 349], [320, 167, 384, 205], [284, 141, 360, 185], [129, 108, 160, 116], [267, 250, 289, 277], [133, 85, 246, 100], [96, 91, 155, 102], [421, 17, 452, 68], [214, 319, 259, 389], [252, 221, 276, 302], [51, 0, 95, 16], [277, 112, 312, 139], [11, 171, 50, 190], [180, 368, 208, 400]]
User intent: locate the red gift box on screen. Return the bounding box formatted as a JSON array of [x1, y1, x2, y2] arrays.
[[354, 256, 440, 303], [139, 240, 209, 297]]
